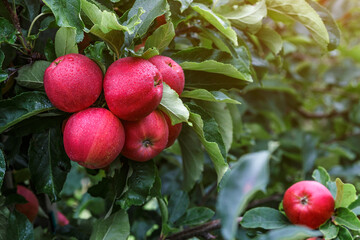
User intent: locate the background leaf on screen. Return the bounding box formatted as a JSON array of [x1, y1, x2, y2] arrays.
[[241, 207, 290, 230], [90, 210, 130, 240], [178, 124, 204, 191], [0, 92, 55, 134], [55, 27, 78, 57], [145, 22, 175, 53], [217, 151, 271, 240], [42, 0, 84, 41], [28, 127, 71, 201], [15, 61, 51, 90]]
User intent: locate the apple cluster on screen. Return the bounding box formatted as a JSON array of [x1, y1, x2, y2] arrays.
[[44, 53, 184, 169], [283, 181, 334, 232]]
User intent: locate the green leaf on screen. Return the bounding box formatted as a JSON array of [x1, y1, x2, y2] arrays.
[[335, 178, 357, 208], [0, 150, 5, 189], [55, 27, 78, 57], [141, 47, 159, 59], [15, 61, 51, 90], [214, 0, 267, 33], [175, 0, 193, 13], [149, 166, 162, 198], [159, 83, 189, 125], [175, 207, 214, 226], [125, 0, 167, 43], [28, 127, 71, 202], [45, 39, 56, 62], [191, 3, 237, 46], [187, 103, 228, 183], [90, 210, 130, 240], [312, 166, 331, 186], [0, 50, 7, 83], [178, 124, 204, 191], [0, 92, 55, 134], [256, 226, 321, 240], [0, 17, 17, 44], [181, 89, 241, 104], [337, 226, 352, 240], [84, 41, 107, 72], [118, 160, 156, 209], [196, 101, 233, 153], [145, 22, 175, 53], [319, 220, 339, 240], [333, 207, 360, 231], [305, 0, 341, 51], [217, 151, 271, 240], [256, 26, 283, 55], [241, 207, 290, 230], [172, 47, 252, 82], [349, 197, 360, 215], [90, 26, 124, 59], [81, 0, 143, 34], [0, 207, 9, 240], [266, 0, 329, 49], [6, 210, 34, 240], [42, 0, 84, 42], [168, 190, 189, 224]]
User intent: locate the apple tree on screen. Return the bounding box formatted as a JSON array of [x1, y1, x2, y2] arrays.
[[1, 0, 360, 239]]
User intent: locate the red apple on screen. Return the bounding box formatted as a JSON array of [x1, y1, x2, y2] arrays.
[[44, 53, 103, 113], [15, 185, 39, 222], [63, 108, 125, 169], [104, 57, 163, 121], [148, 55, 184, 95], [57, 211, 69, 226], [163, 113, 182, 148], [155, 14, 166, 28], [121, 110, 169, 161], [283, 181, 334, 229]]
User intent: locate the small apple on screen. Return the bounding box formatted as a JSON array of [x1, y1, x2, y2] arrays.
[[63, 108, 125, 169], [104, 57, 163, 121], [283, 181, 334, 229], [163, 113, 182, 148], [57, 211, 69, 226], [155, 14, 166, 28], [121, 110, 169, 161], [44, 53, 103, 113], [148, 55, 185, 95], [15, 185, 39, 222]]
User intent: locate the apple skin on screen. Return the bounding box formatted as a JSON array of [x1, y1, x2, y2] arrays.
[[148, 55, 185, 95], [44, 53, 103, 113], [283, 181, 334, 229], [155, 14, 166, 28], [163, 113, 182, 148], [104, 57, 163, 121], [15, 185, 39, 222], [57, 211, 69, 226], [121, 110, 169, 162], [63, 108, 125, 169]]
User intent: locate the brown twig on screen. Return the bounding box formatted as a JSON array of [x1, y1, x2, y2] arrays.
[[2, 0, 30, 53], [166, 217, 242, 240]]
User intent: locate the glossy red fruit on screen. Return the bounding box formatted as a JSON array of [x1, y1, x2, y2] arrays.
[[57, 211, 69, 226], [283, 181, 334, 229], [63, 108, 125, 169], [104, 57, 163, 121], [163, 113, 182, 148], [44, 53, 103, 113], [148, 55, 185, 95], [15, 185, 39, 222], [122, 110, 169, 161]]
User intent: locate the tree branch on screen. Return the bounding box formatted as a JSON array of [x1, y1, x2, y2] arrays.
[[2, 0, 30, 53], [166, 217, 242, 240]]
